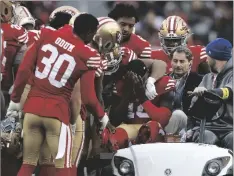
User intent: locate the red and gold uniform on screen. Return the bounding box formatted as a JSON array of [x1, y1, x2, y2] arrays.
[[1, 23, 28, 91], [11, 27, 105, 176], [122, 33, 151, 59], [104, 75, 175, 151]]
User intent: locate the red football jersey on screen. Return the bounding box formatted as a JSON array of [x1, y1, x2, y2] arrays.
[[27, 30, 41, 46], [1, 29, 6, 76], [1, 23, 28, 90], [121, 34, 151, 59], [11, 28, 105, 124], [115, 75, 175, 127], [120, 47, 138, 65], [151, 45, 207, 73]]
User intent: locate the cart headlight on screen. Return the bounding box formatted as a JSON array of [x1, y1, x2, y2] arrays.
[[206, 161, 221, 175], [203, 156, 231, 176], [114, 156, 135, 176]]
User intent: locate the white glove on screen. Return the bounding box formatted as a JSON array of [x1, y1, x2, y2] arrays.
[[145, 77, 158, 100], [8, 101, 21, 111], [99, 113, 109, 133], [7, 101, 22, 119], [192, 87, 207, 96], [70, 123, 76, 136]]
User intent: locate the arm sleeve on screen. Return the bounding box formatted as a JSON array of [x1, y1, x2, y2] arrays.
[[80, 70, 105, 120], [225, 75, 233, 91], [138, 39, 151, 59], [11, 42, 39, 103]]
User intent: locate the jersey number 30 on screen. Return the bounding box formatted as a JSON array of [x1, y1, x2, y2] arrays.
[[35, 44, 76, 88]]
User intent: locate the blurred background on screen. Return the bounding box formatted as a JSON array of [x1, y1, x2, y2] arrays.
[[23, 1, 233, 49]]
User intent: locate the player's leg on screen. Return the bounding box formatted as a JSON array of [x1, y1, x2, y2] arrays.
[[43, 117, 72, 176], [38, 140, 55, 176], [71, 115, 85, 176], [17, 113, 44, 176]]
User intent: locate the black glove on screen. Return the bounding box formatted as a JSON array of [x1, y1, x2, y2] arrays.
[[131, 73, 148, 103]]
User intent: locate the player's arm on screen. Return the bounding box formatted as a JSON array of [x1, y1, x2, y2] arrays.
[[11, 24, 29, 44], [140, 59, 167, 82], [137, 36, 152, 59], [95, 73, 104, 107], [80, 70, 106, 119], [11, 40, 40, 104], [70, 79, 82, 124]]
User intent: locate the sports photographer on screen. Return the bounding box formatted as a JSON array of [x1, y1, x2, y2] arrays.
[[188, 38, 233, 150]]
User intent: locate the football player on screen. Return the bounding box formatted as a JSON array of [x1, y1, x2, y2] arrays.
[[14, 8, 84, 176], [72, 19, 168, 175], [8, 14, 110, 176], [151, 15, 209, 75], [1, 0, 29, 106], [108, 3, 152, 59], [102, 59, 176, 151]]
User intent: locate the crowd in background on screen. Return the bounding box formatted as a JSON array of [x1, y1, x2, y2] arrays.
[[22, 1, 234, 48]]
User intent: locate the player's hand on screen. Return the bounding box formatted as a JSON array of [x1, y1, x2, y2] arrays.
[[8, 101, 21, 111], [7, 101, 22, 119], [132, 73, 148, 103], [165, 79, 176, 91], [145, 77, 157, 100], [99, 113, 115, 134], [191, 87, 207, 96]]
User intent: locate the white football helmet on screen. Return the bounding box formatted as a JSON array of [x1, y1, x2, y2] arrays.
[[13, 5, 35, 28], [49, 6, 80, 22]]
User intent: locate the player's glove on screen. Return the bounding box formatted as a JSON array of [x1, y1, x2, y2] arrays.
[[99, 113, 115, 134], [145, 77, 158, 100]]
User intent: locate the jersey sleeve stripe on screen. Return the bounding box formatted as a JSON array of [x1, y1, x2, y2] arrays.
[[141, 51, 151, 54], [200, 55, 207, 59], [18, 34, 28, 43], [201, 48, 206, 51], [140, 54, 151, 57], [18, 32, 28, 40], [129, 50, 134, 62], [200, 51, 206, 55]]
